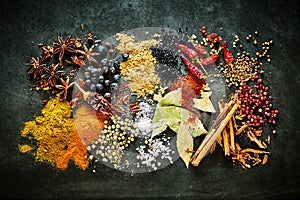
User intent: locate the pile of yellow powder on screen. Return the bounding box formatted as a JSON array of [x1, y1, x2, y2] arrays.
[[116, 33, 160, 98], [20, 95, 74, 166]]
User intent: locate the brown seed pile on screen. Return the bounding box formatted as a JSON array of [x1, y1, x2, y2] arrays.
[[221, 52, 259, 87]]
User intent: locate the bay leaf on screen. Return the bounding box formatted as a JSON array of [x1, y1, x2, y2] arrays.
[[193, 97, 216, 113], [183, 111, 207, 137], [152, 119, 168, 138], [158, 88, 181, 107], [177, 122, 194, 168], [151, 106, 181, 138]]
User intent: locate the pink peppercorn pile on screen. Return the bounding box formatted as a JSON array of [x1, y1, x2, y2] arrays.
[[237, 72, 279, 134]]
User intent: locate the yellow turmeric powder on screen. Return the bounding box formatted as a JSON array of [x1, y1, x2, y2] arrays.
[[20, 95, 73, 166]]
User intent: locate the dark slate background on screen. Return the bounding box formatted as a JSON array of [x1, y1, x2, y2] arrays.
[[0, 0, 299, 199]]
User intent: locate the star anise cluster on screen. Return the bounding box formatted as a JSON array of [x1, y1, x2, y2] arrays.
[[27, 33, 100, 100]]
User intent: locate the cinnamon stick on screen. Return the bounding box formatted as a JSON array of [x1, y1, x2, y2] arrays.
[[247, 131, 267, 149], [222, 128, 230, 156], [229, 119, 235, 150], [190, 99, 239, 166], [236, 123, 248, 135]]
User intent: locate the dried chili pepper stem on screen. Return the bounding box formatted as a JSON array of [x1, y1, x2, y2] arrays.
[[196, 59, 208, 75]]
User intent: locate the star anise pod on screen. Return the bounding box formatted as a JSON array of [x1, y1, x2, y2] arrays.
[[65, 55, 85, 67], [76, 44, 100, 65], [41, 45, 53, 59], [27, 57, 47, 79], [53, 36, 75, 62], [41, 63, 65, 87], [55, 77, 75, 99]]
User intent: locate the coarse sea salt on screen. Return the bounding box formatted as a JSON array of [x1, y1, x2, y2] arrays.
[[136, 137, 175, 171], [134, 102, 155, 137]]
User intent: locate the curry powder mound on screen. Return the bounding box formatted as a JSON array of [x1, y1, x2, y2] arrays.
[[21, 95, 73, 166]]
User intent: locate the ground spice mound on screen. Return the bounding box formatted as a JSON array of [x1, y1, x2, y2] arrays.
[[74, 103, 107, 146], [120, 49, 160, 98], [172, 74, 206, 108], [116, 32, 161, 98], [119, 49, 157, 75], [56, 127, 90, 170], [20, 95, 73, 166], [124, 63, 160, 98]]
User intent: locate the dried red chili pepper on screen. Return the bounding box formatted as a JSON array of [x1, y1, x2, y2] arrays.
[[221, 41, 234, 64], [201, 26, 207, 37], [174, 43, 198, 60], [223, 48, 234, 64], [207, 33, 221, 43], [71, 79, 85, 107], [181, 54, 203, 79], [199, 54, 219, 65], [207, 33, 217, 42], [74, 82, 112, 115], [214, 37, 221, 43], [194, 44, 207, 59], [74, 79, 85, 98], [220, 41, 228, 49]]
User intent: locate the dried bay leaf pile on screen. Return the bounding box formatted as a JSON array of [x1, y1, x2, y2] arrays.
[[151, 89, 209, 168]]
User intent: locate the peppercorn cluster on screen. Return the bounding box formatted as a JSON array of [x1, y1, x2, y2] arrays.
[[79, 42, 124, 101], [238, 76, 279, 133]]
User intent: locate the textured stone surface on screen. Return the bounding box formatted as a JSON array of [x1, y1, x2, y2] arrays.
[[0, 0, 299, 199]]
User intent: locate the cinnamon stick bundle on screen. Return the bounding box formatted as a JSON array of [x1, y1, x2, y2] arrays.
[[190, 95, 239, 166]]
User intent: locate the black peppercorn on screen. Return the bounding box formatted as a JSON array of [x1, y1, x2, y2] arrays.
[[122, 53, 129, 61]]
